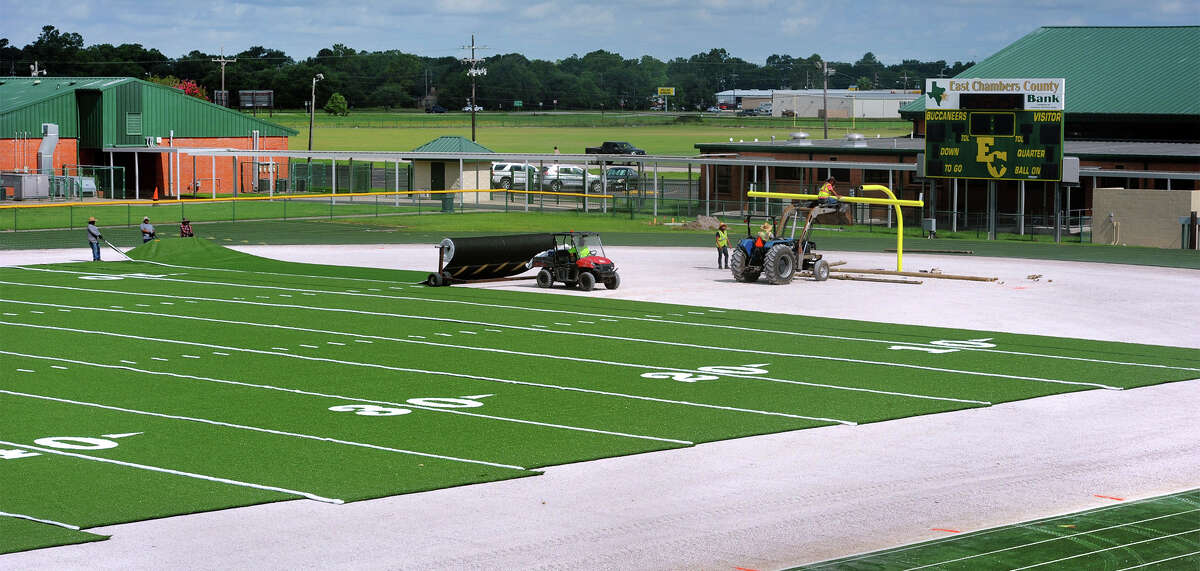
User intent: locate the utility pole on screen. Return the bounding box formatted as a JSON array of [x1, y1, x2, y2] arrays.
[[460, 34, 488, 142], [212, 47, 237, 106], [815, 60, 833, 139], [308, 73, 323, 163]]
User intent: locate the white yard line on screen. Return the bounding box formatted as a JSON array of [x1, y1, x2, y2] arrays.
[[13, 269, 1194, 373], [0, 348, 704, 442], [0, 438, 343, 505], [904, 507, 1200, 570], [0, 311, 987, 405], [2, 288, 1109, 392], [0, 511, 82, 531], [0, 388, 525, 471], [1007, 528, 1200, 570], [0, 347, 849, 424], [1116, 551, 1200, 570]]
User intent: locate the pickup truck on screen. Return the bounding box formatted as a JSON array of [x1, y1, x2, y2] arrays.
[[584, 141, 646, 156]]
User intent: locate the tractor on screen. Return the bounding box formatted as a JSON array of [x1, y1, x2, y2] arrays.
[[730, 202, 841, 284], [528, 231, 620, 291]]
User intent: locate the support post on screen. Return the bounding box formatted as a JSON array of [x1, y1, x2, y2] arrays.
[[134, 152, 140, 200], [1053, 183, 1062, 243], [108, 152, 115, 198], [952, 178, 958, 233], [987, 180, 996, 240], [1018, 180, 1025, 235], [704, 164, 710, 216], [331, 158, 337, 204], [653, 162, 659, 218]]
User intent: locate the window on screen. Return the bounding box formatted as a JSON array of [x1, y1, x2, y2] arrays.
[[125, 113, 142, 136]]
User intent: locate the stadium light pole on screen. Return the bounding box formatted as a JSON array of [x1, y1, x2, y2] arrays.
[[308, 73, 323, 163]]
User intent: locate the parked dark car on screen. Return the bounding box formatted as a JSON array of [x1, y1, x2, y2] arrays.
[[588, 166, 640, 193], [425, 105, 447, 113]]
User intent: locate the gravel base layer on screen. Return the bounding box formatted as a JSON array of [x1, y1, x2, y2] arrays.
[[3, 244, 1198, 570]]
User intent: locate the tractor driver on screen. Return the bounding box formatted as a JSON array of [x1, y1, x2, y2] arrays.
[[756, 220, 774, 242]]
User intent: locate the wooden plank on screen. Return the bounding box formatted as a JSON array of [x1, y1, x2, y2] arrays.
[[833, 268, 997, 282]]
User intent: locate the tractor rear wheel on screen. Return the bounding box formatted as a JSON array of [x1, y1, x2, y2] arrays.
[[730, 248, 758, 282], [604, 272, 621, 290], [764, 244, 797, 285], [578, 272, 596, 291], [536, 269, 553, 288]]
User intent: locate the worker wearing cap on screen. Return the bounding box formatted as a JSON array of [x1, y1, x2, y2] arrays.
[[86, 217, 102, 261], [818, 176, 840, 205], [179, 218, 194, 238], [715, 223, 729, 269], [140, 217, 156, 243], [756, 220, 773, 242]]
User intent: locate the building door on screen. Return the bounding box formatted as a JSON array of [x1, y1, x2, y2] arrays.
[[430, 162, 445, 191]]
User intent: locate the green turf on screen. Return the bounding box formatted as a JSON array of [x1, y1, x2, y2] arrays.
[[1, 239, 1196, 554], [0, 517, 108, 554], [793, 489, 1200, 569]]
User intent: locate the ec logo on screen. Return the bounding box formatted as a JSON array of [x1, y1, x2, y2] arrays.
[[975, 137, 1008, 178]]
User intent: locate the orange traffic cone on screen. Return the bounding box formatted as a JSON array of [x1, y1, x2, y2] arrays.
[[152, 187, 159, 202]]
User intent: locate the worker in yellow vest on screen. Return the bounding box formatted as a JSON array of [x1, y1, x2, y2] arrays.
[[818, 176, 840, 205], [715, 223, 729, 269]]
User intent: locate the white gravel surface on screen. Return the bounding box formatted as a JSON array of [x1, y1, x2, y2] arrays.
[[2, 244, 1198, 570]]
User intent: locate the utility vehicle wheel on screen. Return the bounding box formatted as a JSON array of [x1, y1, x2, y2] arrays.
[[764, 244, 797, 285], [536, 269, 553, 288], [604, 272, 621, 290], [578, 272, 596, 292], [730, 248, 757, 282], [812, 259, 830, 282], [500, 178, 512, 190], [550, 180, 562, 192]]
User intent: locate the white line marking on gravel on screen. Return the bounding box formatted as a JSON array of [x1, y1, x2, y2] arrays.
[[0, 437, 343, 504]]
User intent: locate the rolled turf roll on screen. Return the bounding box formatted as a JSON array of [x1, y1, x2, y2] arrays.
[[439, 234, 554, 280]]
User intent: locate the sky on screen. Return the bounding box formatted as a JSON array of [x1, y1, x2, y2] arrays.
[[2, 0, 1195, 66]]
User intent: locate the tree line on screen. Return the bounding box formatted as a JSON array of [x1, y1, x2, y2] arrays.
[[2, 26, 974, 113]]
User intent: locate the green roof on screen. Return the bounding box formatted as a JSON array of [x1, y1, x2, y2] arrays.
[[0, 77, 297, 144], [412, 136, 494, 153], [901, 26, 1200, 116]]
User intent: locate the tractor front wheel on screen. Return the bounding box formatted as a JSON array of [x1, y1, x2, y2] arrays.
[[764, 244, 797, 285], [812, 259, 830, 281]]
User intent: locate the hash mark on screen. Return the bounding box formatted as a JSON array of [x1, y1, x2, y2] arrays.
[[687, 311, 704, 315], [160, 302, 175, 305], [212, 352, 230, 356], [554, 322, 572, 326], [2, 313, 17, 316], [181, 355, 201, 359], [120, 360, 137, 365], [271, 347, 290, 351], [327, 341, 346, 346], [354, 339, 373, 344], [110, 305, 124, 309], [51, 365, 68, 370], [302, 293, 317, 296], [368, 288, 381, 292], [485, 329, 503, 333], [17, 369, 35, 373], [408, 335, 426, 339], [135, 304, 150, 307], [58, 309, 72, 312], [299, 344, 320, 349], [578, 320, 595, 324], [151, 357, 169, 362], [435, 333, 452, 337], [279, 294, 293, 298], [645, 315, 662, 318], [256, 296, 271, 299], [30, 310, 45, 314], [601, 318, 619, 322], [458, 331, 477, 335]]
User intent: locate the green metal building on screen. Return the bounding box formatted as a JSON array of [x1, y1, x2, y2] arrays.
[[1, 77, 296, 197]]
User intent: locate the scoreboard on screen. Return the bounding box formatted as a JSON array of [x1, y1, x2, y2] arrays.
[[923, 78, 1065, 182]]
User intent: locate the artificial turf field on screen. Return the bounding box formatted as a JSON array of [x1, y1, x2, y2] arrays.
[[1, 238, 1198, 557], [795, 489, 1199, 570]]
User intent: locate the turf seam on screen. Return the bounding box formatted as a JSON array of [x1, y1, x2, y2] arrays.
[[0, 438, 344, 505], [0, 388, 528, 471]]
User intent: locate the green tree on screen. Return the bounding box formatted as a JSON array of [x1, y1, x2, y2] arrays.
[[324, 92, 348, 116], [856, 76, 874, 90]]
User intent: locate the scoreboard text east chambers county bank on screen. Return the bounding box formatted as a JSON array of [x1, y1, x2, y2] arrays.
[[924, 78, 1065, 182]]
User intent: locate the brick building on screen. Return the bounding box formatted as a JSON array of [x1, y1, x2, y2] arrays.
[[1, 77, 295, 199]]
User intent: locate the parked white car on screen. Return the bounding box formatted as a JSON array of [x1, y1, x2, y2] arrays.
[[462, 105, 483, 112], [540, 164, 600, 192], [491, 162, 540, 190]]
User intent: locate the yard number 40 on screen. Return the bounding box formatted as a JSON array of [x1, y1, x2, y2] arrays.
[[888, 338, 996, 354], [640, 364, 770, 383]]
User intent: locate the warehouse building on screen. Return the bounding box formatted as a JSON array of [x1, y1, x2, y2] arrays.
[[0, 77, 295, 199], [696, 27, 1200, 246]]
